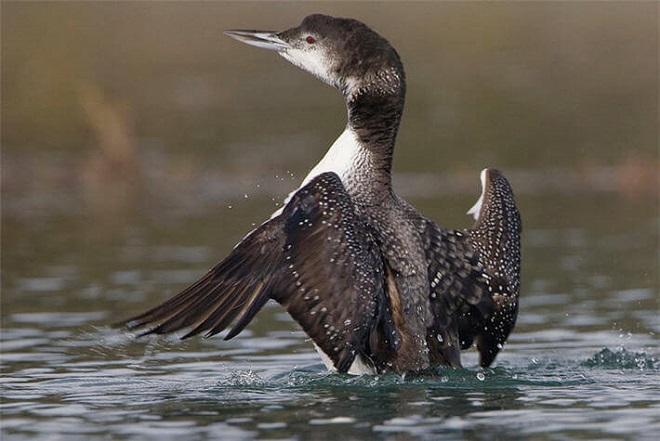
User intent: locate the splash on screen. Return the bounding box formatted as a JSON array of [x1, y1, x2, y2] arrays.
[[583, 348, 657, 370]]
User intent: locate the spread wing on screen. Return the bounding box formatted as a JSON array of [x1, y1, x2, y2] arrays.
[[420, 220, 491, 368], [422, 168, 521, 368], [124, 172, 398, 373], [464, 169, 521, 367]]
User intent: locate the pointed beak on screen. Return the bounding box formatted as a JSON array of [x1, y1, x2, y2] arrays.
[[224, 30, 289, 52]]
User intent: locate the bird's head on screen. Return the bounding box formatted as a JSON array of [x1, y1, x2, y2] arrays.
[[225, 14, 405, 101]]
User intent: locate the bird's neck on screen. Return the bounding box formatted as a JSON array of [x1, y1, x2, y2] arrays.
[[342, 71, 406, 196], [300, 70, 405, 204], [345, 69, 405, 149]]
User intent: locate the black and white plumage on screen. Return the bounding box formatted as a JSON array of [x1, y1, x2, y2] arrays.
[[125, 14, 522, 374]]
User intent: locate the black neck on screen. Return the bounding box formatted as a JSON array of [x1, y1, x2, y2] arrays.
[[344, 74, 406, 190]]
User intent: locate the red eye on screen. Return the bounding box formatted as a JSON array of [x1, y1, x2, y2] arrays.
[[305, 35, 316, 44]]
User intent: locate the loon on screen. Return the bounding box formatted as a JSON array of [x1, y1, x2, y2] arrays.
[[125, 14, 521, 374]]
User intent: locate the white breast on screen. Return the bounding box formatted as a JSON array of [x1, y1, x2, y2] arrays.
[[270, 128, 363, 219], [300, 128, 363, 186]]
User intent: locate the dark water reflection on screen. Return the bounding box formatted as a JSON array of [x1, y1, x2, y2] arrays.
[[2, 2, 659, 441]]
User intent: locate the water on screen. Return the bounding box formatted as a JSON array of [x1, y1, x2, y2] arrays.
[[2, 310, 659, 441], [3, 188, 658, 440], [2, 2, 659, 441]]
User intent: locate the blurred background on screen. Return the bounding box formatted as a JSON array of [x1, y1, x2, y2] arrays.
[[1, 3, 658, 440], [3, 0, 658, 324]]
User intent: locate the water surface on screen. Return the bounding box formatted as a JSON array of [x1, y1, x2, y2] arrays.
[[2, 2, 658, 440]]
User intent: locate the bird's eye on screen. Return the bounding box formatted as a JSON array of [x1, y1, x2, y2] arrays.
[[305, 35, 316, 44]]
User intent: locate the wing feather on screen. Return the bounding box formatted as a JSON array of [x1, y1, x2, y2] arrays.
[[421, 220, 490, 367], [465, 169, 522, 367], [124, 172, 394, 373], [274, 173, 396, 372], [422, 169, 521, 368]]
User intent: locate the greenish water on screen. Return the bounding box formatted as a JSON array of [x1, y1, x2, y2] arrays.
[[2, 2, 659, 441], [2, 186, 658, 440]]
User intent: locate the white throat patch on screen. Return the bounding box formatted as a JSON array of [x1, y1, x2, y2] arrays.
[[279, 48, 336, 88]]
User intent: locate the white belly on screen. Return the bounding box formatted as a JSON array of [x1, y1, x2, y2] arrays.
[[313, 343, 376, 375]]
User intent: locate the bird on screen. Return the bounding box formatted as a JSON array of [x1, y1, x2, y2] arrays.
[[124, 14, 521, 374]]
